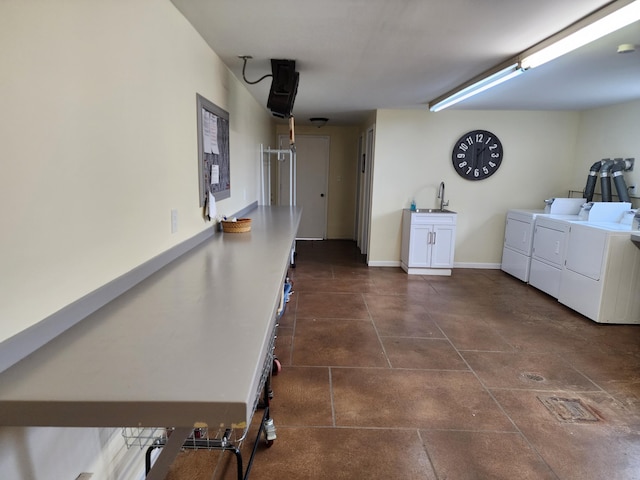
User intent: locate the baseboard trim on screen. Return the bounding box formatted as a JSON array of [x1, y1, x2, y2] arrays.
[[368, 260, 401, 267], [454, 262, 501, 269], [367, 261, 501, 270]]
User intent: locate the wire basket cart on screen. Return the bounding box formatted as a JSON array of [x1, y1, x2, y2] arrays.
[[121, 317, 281, 480]]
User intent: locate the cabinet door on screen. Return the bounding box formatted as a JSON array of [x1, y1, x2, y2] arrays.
[[431, 224, 456, 268], [532, 224, 567, 268], [409, 224, 431, 267], [504, 218, 533, 255]]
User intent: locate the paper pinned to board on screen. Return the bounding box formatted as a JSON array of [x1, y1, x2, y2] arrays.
[[202, 109, 212, 154], [202, 110, 220, 155], [207, 191, 217, 220], [209, 114, 219, 155], [211, 164, 220, 185]]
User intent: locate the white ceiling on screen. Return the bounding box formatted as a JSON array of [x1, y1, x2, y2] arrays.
[[170, 0, 640, 125]]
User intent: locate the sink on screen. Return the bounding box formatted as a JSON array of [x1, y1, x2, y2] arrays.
[[415, 208, 456, 214]]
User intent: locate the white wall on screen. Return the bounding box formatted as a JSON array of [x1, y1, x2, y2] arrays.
[[0, 0, 273, 346], [0, 0, 273, 478], [571, 100, 640, 193], [370, 109, 580, 266]]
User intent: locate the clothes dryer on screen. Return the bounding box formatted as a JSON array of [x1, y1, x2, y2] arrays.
[[558, 221, 640, 324], [501, 210, 542, 282]]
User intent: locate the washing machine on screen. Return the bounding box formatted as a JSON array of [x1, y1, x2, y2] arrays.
[[501, 198, 584, 282], [501, 209, 543, 282], [558, 221, 640, 324]]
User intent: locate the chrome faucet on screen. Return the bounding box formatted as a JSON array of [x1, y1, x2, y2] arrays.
[[438, 181, 449, 211]]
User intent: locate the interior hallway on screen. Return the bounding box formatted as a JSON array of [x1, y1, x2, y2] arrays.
[[167, 240, 640, 479]]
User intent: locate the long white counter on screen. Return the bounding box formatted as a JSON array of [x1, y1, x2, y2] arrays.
[[0, 206, 301, 477]]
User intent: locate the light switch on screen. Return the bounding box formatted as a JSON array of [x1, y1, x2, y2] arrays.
[[171, 209, 178, 233]]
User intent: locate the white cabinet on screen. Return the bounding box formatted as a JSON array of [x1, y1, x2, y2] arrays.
[[401, 209, 457, 275]]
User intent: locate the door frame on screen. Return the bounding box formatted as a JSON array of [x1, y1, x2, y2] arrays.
[[355, 133, 363, 244], [358, 125, 375, 257]]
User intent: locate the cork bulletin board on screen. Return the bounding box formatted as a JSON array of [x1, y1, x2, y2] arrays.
[[196, 93, 230, 207]]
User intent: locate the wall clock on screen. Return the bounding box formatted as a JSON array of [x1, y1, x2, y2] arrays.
[[451, 130, 503, 180]]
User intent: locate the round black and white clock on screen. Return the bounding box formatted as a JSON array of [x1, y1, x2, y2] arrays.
[[451, 130, 503, 180]]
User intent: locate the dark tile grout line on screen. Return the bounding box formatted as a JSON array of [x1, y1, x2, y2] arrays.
[[327, 367, 336, 428], [289, 258, 562, 478], [282, 243, 640, 480], [362, 292, 394, 369], [430, 306, 563, 480]]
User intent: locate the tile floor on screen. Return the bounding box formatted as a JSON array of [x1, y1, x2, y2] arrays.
[[167, 240, 640, 480]]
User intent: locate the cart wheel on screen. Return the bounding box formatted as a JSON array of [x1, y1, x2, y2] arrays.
[[263, 418, 276, 447], [272, 358, 282, 375]]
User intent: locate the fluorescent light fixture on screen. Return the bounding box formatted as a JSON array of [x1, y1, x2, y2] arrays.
[[521, 0, 640, 69], [429, 63, 524, 112], [428, 1, 640, 112]]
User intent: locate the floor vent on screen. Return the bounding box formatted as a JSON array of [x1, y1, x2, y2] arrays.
[[522, 372, 545, 382], [537, 396, 600, 423]]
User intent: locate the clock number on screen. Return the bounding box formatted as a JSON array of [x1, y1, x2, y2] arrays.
[[488, 143, 498, 150], [475, 133, 484, 142], [483, 166, 489, 174], [485, 136, 492, 144], [491, 153, 499, 158], [466, 167, 472, 174], [457, 153, 465, 159], [459, 143, 468, 152], [458, 161, 467, 168], [474, 169, 480, 177], [466, 136, 473, 145], [488, 161, 496, 168]]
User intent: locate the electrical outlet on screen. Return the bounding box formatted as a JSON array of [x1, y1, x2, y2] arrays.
[[627, 158, 635, 171], [171, 209, 178, 233]]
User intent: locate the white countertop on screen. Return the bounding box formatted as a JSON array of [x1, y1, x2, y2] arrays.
[[0, 206, 301, 430]]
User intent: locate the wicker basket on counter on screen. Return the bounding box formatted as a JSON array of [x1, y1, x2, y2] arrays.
[[221, 218, 252, 233]]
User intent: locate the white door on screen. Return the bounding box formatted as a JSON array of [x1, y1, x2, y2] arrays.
[[279, 134, 329, 239]]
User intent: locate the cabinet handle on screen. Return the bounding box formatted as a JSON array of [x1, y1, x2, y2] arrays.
[[433, 231, 437, 244]]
